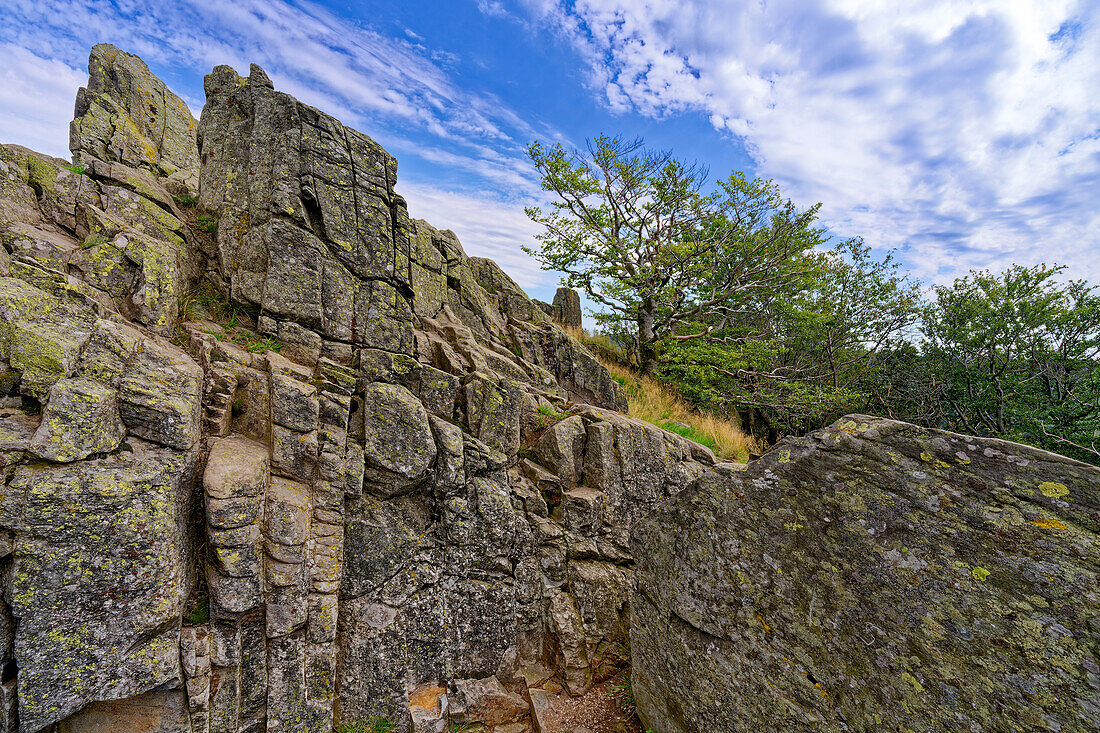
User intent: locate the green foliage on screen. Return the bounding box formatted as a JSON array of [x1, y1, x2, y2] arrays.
[[335, 719, 395, 733], [173, 194, 198, 207], [609, 671, 637, 714], [62, 163, 86, 175], [535, 402, 567, 429], [652, 237, 917, 437], [196, 213, 218, 233], [232, 332, 283, 354], [184, 281, 283, 354], [80, 233, 108, 249], [899, 264, 1100, 462], [184, 596, 209, 625], [657, 419, 719, 453], [526, 134, 824, 372]]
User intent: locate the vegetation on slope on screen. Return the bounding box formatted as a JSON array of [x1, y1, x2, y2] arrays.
[[530, 135, 1100, 465], [569, 327, 758, 462]]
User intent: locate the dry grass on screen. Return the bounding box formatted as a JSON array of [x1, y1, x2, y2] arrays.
[[565, 326, 757, 462]]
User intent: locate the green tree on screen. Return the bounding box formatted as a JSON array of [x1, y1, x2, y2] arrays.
[[657, 238, 920, 438], [919, 263, 1100, 461], [524, 134, 821, 373]]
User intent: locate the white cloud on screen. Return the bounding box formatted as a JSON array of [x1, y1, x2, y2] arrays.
[[400, 182, 548, 290], [0, 44, 85, 158], [521, 0, 1100, 283]]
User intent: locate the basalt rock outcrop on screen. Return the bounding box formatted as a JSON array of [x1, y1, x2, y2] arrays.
[[0, 43, 1096, 733], [632, 416, 1100, 732]]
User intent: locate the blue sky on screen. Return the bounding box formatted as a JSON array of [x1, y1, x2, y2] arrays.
[[1, 0, 1098, 308]]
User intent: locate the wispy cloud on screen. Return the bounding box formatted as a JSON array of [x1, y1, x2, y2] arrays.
[[0, 44, 85, 156], [520, 0, 1100, 283], [0, 0, 560, 289]]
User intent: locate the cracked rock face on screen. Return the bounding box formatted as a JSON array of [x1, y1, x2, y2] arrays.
[[71, 44, 200, 184], [1, 44, 1094, 733], [631, 416, 1100, 733]]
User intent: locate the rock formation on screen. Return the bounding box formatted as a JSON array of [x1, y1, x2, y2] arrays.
[[535, 288, 582, 331], [0, 44, 1096, 733], [632, 416, 1100, 732], [0, 46, 699, 733]]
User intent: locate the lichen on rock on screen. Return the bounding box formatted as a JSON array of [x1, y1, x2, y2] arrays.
[[3, 42, 1092, 733], [631, 415, 1100, 733]]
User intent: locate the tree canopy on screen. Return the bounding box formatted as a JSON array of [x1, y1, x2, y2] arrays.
[[526, 134, 1100, 464], [525, 135, 822, 373]]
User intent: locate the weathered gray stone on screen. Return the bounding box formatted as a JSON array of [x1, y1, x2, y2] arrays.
[[271, 424, 318, 480], [533, 414, 586, 486], [204, 434, 269, 500], [547, 590, 591, 695], [632, 415, 1100, 733], [70, 44, 199, 175], [0, 277, 93, 399], [28, 376, 124, 462], [58, 688, 191, 732], [118, 336, 202, 449], [1, 440, 197, 731], [451, 675, 527, 726], [550, 287, 582, 329], [361, 382, 437, 492], [270, 371, 319, 432]]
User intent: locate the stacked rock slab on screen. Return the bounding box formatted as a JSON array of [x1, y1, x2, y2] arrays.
[[631, 416, 1100, 733]]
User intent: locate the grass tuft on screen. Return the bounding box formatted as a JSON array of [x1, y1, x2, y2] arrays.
[[180, 281, 283, 354], [196, 213, 218, 233], [80, 233, 108, 249], [567, 326, 758, 462]]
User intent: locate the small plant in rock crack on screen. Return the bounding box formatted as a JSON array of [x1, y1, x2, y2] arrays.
[[173, 194, 198, 207], [80, 233, 108, 249], [609, 672, 637, 714], [62, 163, 86, 175], [195, 213, 218, 233], [536, 402, 567, 429]]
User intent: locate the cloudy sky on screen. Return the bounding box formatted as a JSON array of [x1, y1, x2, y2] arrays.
[[1, 0, 1097, 303]]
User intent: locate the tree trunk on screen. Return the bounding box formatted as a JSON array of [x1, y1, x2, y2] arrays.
[[637, 300, 658, 374]]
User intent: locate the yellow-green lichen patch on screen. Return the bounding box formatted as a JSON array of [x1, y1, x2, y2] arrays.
[[1038, 481, 1069, 500]]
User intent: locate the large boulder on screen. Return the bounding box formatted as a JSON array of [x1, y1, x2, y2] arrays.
[[631, 415, 1100, 733], [70, 44, 199, 178], [0, 440, 198, 731]]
